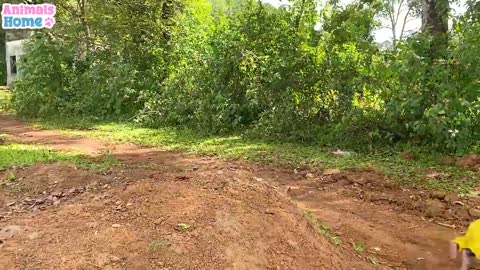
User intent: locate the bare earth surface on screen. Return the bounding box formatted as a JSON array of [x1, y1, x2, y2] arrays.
[[0, 115, 478, 270]]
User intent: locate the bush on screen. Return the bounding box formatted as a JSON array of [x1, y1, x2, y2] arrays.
[[10, 0, 480, 154]]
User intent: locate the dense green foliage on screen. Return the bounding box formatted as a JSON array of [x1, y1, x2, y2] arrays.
[[10, 0, 480, 154], [0, 30, 5, 85], [0, 90, 11, 113]]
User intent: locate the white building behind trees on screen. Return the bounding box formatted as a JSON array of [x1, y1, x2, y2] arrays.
[[2, 30, 30, 86], [6, 39, 26, 85]]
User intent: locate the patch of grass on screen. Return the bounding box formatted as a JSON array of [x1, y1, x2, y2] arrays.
[[379, 157, 478, 193], [354, 242, 365, 253], [29, 117, 479, 193], [0, 143, 116, 171], [3, 170, 16, 182], [177, 223, 191, 232], [86, 151, 117, 171], [0, 90, 12, 113], [0, 169, 25, 193], [304, 210, 342, 245]]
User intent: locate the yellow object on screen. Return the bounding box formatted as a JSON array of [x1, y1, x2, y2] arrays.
[[453, 219, 480, 258]]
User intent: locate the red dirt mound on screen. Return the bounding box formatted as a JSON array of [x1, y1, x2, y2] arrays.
[[1, 163, 376, 270]]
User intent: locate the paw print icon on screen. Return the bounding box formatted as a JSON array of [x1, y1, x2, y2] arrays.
[[44, 17, 56, 29]]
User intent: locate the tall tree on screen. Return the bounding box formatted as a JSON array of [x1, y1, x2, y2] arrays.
[[421, 0, 448, 34], [0, 29, 5, 85], [421, 0, 449, 57], [380, 0, 421, 47]]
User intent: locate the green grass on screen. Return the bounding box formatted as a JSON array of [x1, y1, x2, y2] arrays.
[[304, 210, 343, 245], [0, 142, 116, 171], [0, 89, 475, 193], [0, 90, 12, 113], [354, 242, 365, 253], [177, 223, 192, 232], [28, 117, 479, 194]]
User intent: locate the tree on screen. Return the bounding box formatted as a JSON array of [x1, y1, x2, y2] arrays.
[[421, 0, 449, 57], [421, 0, 449, 34], [0, 29, 5, 85], [379, 0, 421, 47]]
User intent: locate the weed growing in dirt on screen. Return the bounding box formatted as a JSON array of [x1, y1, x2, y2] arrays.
[[4, 170, 16, 182], [149, 240, 170, 251], [30, 117, 480, 194], [177, 223, 191, 232], [0, 169, 30, 194], [331, 235, 342, 246], [354, 242, 365, 253], [304, 210, 342, 246], [1, 184, 25, 194], [0, 170, 25, 193], [83, 151, 117, 171], [0, 143, 116, 171]]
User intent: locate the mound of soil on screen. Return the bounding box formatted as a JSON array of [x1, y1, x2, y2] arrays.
[[1, 163, 375, 270]]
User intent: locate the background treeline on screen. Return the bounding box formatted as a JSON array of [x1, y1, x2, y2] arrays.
[[9, 0, 480, 154]]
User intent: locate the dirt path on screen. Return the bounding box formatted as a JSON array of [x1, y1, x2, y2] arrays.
[[0, 115, 476, 270]]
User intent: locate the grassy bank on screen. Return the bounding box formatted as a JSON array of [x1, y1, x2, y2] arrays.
[[0, 89, 11, 113], [1, 91, 477, 193], [32, 117, 479, 194]]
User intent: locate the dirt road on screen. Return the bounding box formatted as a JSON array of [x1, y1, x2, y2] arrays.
[[0, 115, 476, 269]]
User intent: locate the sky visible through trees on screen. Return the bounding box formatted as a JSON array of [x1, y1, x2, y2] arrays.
[[262, 0, 468, 42]]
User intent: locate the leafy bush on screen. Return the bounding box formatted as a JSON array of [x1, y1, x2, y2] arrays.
[[10, 0, 480, 154]]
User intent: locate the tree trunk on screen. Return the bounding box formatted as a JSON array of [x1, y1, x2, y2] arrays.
[[421, 0, 449, 58], [421, 0, 449, 104], [421, 0, 448, 34], [77, 0, 91, 59]]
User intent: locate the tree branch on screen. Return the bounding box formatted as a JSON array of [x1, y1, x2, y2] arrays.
[[399, 6, 413, 41]]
